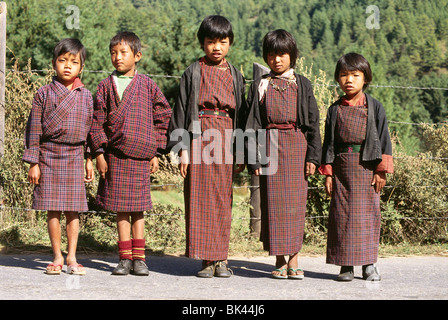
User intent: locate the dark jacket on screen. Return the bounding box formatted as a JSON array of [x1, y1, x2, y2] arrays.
[[245, 72, 322, 171], [321, 93, 393, 165], [166, 59, 247, 151]]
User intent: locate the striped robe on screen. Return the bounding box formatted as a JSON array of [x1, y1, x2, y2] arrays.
[[184, 58, 236, 261], [259, 78, 308, 256], [23, 77, 93, 212], [89, 73, 172, 212]]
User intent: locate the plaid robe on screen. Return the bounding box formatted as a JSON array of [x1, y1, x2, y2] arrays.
[[23, 77, 93, 211], [259, 78, 308, 256], [89, 73, 172, 212], [184, 59, 235, 260], [326, 99, 381, 266]]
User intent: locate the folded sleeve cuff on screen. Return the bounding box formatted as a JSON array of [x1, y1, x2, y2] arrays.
[[375, 154, 394, 174], [318, 164, 333, 176]]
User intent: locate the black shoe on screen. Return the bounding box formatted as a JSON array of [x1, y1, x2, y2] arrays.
[[337, 266, 354, 281], [112, 259, 133, 275], [132, 259, 149, 276], [362, 264, 381, 281], [197, 262, 215, 278], [214, 261, 233, 278]]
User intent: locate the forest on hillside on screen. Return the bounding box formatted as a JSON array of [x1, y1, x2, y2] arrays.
[[4, 0, 448, 152]]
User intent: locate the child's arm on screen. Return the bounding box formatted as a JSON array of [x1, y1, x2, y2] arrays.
[[305, 162, 316, 176], [179, 149, 189, 178], [84, 157, 94, 183], [325, 176, 333, 197], [371, 172, 386, 193], [95, 153, 108, 180], [150, 156, 159, 174], [28, 164, 41, 185]]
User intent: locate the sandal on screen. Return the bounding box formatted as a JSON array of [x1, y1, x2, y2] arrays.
[[288, 267, 304, 280], [272, 267, 288, 279], [67, 263, 86, 276], [45, 263, 62, 275]]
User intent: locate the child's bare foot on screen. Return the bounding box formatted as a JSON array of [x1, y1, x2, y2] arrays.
[[46, 256, 64, 274], [272, 256, 287, 279]]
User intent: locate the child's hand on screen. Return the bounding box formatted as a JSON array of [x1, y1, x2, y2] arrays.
[[28, 163, 41, 185], [253, 168, 262, 176], [305, 162, 316, 177], [371, 172, 386, 193], [234, 164, 245, 175], [325, 176, 333, 197], [84, 158, 94, 183], [95, 153, 108, 179], [150, 157, 159, 174], [179, 150, 189, 178]]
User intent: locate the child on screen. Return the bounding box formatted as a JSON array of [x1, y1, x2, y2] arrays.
[[319, 53, 393, 281], [89, 32, 172, 276], [245, 30, 321, 279], [167, 15, 246, 278], [23, 38, 93, 275]]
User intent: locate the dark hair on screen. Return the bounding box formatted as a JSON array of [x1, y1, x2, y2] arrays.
[[334, 53, 373, 90], [197, 15, 234, 47], [109, 31, 142, 55], [262, 30, 299, 68], [53, 38, 86, 66]]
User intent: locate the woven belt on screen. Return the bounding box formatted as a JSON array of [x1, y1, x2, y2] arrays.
[[266, 123, 296, 130], [338, 144, 362, 153], [199, 109, 230, 118]]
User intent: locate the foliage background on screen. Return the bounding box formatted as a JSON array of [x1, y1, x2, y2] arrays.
[[0, 0, 447, 254]]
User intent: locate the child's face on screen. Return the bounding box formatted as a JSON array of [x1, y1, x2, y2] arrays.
[[267, 52, 291, 75], [338, 69, 366, 97], [110, 41, 142, 76], [202, 37, 230, 65], [53, 52, 83, 87]]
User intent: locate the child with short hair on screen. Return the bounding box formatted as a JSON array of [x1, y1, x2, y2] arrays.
[[23, 38, 93, 275], [319, 53, 393, 281], [89, 31, 172, 276], [246, 30, 321, 279], [168, 15, 247, 278]]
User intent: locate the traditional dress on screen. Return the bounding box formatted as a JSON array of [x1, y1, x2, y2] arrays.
[[89, 72, 172, 212], [168, 57, 247, 261], [23, 77, 93, 212], [320, 94, 394, 266], [246, 70, 321, 256]]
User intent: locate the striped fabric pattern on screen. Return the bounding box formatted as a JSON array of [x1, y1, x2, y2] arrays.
[[23, 78, 93, 212], [90, 74, 171, 212], [326, 102, 381, 266], [260, 78, 308, 256], [184, 60, 235, 261]]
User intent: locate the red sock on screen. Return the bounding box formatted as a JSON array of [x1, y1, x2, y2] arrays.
[[132, 239, 146, 261], [118, 240, 133, 260]]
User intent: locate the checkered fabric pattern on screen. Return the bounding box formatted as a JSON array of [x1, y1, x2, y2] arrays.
[[326, 103, 381, 266], [23, 78, 93, 212], [335, 104, 368, 145], [89, 74, 172, 159], [259, 78, 308, 256], [90, 74, 171, 212], [183, 60, 235, 261]]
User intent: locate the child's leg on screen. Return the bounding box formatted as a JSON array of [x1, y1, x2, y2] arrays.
[[47, 211, 64, 270], [65, 211, 80, 265]]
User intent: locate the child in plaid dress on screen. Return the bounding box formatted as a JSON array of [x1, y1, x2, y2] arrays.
[[168, 16, 247, 278], [23, 39, 93, 275], [245, 30, 321, 279], [319, 53, 393, 281], [89, 32, 172, 276]]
